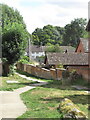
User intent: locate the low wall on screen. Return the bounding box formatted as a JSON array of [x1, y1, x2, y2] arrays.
[[17, 63, 65, 80], [68, 66, 90, 81]]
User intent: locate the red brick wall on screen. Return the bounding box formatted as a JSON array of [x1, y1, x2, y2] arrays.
[[17, 63, 64, 80], [68, 66, 90, 82], [76, 41, 85, 53]]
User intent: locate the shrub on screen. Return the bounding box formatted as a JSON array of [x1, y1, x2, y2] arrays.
[[69, 71, 83, 83], [19, 56, 30, 64], [62, 70, 70, 79]]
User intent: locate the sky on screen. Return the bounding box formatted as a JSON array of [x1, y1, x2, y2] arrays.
[[1, 0, 89, 33]]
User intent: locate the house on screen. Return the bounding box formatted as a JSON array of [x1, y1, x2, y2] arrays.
[[26, 45, 75, 60], [86, 19, 90, 32], [44, 53, 89, 81], [58, 46, 75, 53], [75, 38, 89, 53], [26, 45, 46, 59]]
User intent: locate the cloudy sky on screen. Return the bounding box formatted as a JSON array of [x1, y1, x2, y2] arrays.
[[1, 0, 89, 33]]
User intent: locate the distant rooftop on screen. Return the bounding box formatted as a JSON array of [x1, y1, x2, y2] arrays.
[[26, 45, 75, 53], [46, 53, 88, 65]]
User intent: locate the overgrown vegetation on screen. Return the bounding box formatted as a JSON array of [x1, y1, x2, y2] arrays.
[[62, 70, 89, 87]]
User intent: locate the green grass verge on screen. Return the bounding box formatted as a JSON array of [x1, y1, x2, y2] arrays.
[[0, 74, 38, 91], [18, 82, 89, 119]]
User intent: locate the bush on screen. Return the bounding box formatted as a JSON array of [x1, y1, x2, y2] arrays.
[[19, 56, 30, 64], [69, 71, 83, 83], [62, 70, 70, 79]]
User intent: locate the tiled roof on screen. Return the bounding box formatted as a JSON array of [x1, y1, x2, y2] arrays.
[[46, 53, 88, 65], [26, 45, 45, 53], [59, 46, 75, 52], [26, 45, 75, 53]]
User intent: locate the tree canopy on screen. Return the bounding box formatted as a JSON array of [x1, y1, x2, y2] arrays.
[[1, 4, 29, 75], [32, 25, 64, 46], [32, 18, 87, 47], [62, 18, 87, 47]]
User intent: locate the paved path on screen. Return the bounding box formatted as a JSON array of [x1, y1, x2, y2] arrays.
[[0, 73, 48, 119], [0, 91, 27, 119], [15, 72, 46, 83]]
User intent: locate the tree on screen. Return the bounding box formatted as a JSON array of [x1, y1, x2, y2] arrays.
[[45, 44, 62, 52], [63, 18, 87, 47], [32, 25, 64, 46], [1, 4, 29, 75]]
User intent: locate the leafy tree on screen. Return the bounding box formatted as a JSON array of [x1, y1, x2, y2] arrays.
[[63, 18, 87, 47], [32, 25, 64, 46], [1, 4, 29, 75], [45, 44, 62, 52]]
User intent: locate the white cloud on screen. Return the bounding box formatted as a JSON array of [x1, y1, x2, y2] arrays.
[[0, 0, 89, 33]]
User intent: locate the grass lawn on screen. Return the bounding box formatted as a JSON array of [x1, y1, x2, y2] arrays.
[[0, 74, 38, 91], [18, 79, 90, 119]]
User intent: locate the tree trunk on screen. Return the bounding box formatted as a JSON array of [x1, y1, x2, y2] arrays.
[[2, 62, 10, 76]]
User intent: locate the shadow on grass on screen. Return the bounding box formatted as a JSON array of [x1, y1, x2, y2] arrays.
[[66, 94, 89, 105], [10, 81, 39, 86], [16, 69, 89, 91], [40, 94, 89, 105]]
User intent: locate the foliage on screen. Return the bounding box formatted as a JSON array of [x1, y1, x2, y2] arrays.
[[70, 71, 82, 83], [2, 23, 29, 65], [62, 70, 70, 79], [36, 55, 45, 63], [19, 56, 30, 64], [32, 25, 64, 46], [1, 4, 29, 75], [45, 44, 62, 52], [63, 18, 87, 47], [57, 64, 64, 69], [32, 18, 87, 47]]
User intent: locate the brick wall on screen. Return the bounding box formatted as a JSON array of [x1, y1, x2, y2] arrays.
[[76, 41, 85, 53], [17, 63, 65, 80], [68, 66, 90, 81]]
